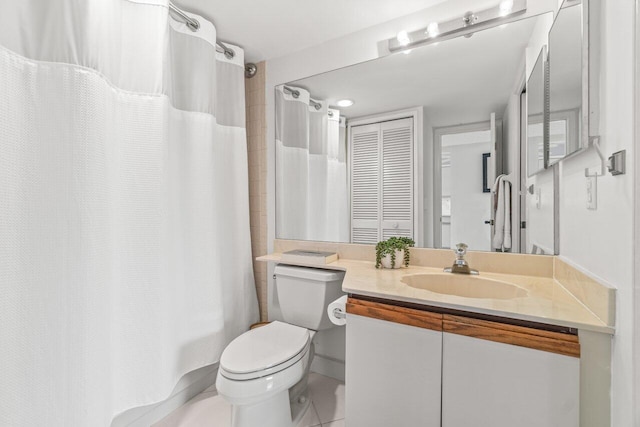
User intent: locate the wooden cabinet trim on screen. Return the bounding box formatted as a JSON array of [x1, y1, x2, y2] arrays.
[[442, 314, 579, 344], [347, 296, 580, 357], [348, 294, 578, 335], [443, 318, 580, 358], [347, 297, 443, 332]]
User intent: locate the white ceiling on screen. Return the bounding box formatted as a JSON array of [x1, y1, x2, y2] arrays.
[[174, 0, 450, 62], [290, 16, 541, 128]]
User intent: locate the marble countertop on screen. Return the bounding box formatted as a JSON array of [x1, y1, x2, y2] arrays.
[[258, 253, 613, 334]]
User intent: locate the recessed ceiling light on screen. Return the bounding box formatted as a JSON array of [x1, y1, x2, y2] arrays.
[[396, 30, 411, 46], [336, 99, 354, 107]]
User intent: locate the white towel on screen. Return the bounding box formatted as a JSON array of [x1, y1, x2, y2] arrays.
[[492, 175, 512, 251]]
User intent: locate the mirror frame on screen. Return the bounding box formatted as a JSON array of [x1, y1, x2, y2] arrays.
[[526, 46, 550, 177], [546, 0, 594, 164]]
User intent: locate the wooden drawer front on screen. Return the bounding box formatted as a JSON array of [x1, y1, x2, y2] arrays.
[[346, 297, 443, 332], [443, 314, 580, 358]]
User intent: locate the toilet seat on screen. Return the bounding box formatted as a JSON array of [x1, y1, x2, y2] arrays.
[[219, 321, 310, 381]]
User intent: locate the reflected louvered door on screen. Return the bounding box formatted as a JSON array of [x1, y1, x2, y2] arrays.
[[350, 124, 380, 244], [350, 118, 414, 244], [381, 118, 413, 240]]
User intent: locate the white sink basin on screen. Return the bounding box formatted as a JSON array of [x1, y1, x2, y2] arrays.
[[401, 273, 528, 300]]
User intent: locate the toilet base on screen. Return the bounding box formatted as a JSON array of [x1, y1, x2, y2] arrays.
[[231, 389, 293, 427], [290, 388, 311, 426]]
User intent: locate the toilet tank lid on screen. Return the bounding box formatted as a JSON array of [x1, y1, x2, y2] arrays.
[[274, 264, 345, 282], [220, 321, 309, 374]]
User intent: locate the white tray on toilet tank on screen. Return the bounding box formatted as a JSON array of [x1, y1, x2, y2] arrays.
[[281, 250, 338, 265]]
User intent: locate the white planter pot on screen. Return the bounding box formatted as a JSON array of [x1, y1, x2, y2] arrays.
[[381, 249, 405, 269]]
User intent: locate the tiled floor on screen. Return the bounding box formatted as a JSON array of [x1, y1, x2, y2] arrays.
[[153, 373, 345, 427]]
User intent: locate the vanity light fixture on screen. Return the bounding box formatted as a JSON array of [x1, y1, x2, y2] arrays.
[[336, 99, 354, 107], [387, 0, 526, 52]]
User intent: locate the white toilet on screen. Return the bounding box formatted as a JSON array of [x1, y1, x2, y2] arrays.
[[215, 265, 345, 427]]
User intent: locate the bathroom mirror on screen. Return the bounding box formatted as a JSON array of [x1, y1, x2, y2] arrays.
[[526, 48, 548, 176], [547, 0, 585, 165], [275, 12, 558, 254]]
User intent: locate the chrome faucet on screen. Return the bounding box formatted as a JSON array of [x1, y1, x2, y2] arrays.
[[444, 243, 479, 275]]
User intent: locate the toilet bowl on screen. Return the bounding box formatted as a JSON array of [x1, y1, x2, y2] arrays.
[[215, 265, 345, 427]]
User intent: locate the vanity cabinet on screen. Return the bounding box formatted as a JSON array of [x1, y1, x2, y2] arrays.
[[441, 315, 580, 427], [345, 297, 580, 427], [345, 299, 442, 427]]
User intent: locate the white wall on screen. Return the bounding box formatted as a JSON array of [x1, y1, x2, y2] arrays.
[[559, 1, 635, 425]]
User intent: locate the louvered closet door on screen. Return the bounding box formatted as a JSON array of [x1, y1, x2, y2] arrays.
[[350, 123, 380, 244], [350, 118, 414, 244], [381, 118, 413, 239]]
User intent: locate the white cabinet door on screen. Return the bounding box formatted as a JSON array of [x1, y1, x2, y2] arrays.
[[345, 314, 441, 427], [442, 331, 580, 427]]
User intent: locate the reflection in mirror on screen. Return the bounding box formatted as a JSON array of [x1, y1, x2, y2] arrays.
[[548, 0, 584, 164], [437, 123, 497, 251], [526, 48, 547, 176], [275, 87, 350, 242], [275, 13, 556, 254]]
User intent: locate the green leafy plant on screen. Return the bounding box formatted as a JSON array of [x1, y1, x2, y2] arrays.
[[375, 237, 415, 269]]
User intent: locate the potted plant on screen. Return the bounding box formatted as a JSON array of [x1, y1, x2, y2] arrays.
[[375, 237, 415, 269]]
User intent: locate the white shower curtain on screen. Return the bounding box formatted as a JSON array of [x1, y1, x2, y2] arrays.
[[275, 86, 349, 242], [0, 1, 258, 426]]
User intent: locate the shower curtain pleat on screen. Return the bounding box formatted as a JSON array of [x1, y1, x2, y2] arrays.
[[0, 1, 258, 426]]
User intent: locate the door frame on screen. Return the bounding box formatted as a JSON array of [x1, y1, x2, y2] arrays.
[[433, 120, 503, 249], [633, 0, 640, 421]]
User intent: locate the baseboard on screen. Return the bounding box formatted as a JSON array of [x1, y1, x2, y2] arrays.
[[111, 363, 218, 427], [310, 355, 345, 382]]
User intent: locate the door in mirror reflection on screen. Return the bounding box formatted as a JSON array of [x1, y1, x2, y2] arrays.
[[437, 123, 494, 252], [350, 117, 415, 244]]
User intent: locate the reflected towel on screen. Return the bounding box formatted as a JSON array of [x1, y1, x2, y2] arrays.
[[492, 175, 512, 251]]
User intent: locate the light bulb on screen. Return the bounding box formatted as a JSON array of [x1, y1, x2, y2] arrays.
[[499, 0, 514, 16], [396, 30, 411, 46], [426, 22, 439, 38]]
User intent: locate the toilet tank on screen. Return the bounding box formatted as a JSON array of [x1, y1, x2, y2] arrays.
[[274, 265, 346, 331]]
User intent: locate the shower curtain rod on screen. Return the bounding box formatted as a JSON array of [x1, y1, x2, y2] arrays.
[[283, 86, 323, 111], [168, 2, 235, 59]]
